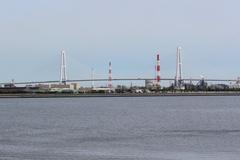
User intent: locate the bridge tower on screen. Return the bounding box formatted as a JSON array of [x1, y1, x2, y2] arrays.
[[60, 50, 67, 85], [175, 46, 184, 89]]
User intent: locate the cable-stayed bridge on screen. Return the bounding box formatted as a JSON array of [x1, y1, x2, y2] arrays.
[[1, 47, 238, 86], [0, 78, 237, 85]]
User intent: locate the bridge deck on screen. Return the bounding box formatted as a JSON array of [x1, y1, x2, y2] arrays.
[[0, 78, 237, 85]]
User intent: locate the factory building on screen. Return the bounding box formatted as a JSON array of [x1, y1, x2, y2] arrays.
[[145, 80, 160, 90], [50, 83, 80, 92], [145, 80, 155, 89], [36, 83, 80, 93]]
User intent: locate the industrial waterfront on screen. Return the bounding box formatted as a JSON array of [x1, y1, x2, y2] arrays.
[[1, 47, 240, 97], [1, 0, 240, 159]]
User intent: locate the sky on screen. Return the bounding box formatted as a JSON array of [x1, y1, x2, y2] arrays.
[[0, 0, 240, 84]]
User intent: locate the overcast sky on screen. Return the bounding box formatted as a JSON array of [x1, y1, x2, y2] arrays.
[[0, 0, 239, 83]]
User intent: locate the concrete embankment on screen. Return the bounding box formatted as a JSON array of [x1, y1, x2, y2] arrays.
[[0, 92, 240, 98]]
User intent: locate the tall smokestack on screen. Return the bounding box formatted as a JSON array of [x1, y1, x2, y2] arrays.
[[108, 62, 112, 89], [156, 54, 160, 87], [91, 68, 95, 88]]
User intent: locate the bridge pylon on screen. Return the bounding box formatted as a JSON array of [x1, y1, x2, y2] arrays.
[[60, 50, 67, 85], [175, 46, 184, 89]]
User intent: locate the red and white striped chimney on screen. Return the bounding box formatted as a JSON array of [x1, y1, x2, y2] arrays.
[[156, 54, 160, 87], [108, 62, 112, 89]]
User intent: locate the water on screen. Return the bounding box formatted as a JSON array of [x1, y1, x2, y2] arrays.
[[0, 96, 240, 160]]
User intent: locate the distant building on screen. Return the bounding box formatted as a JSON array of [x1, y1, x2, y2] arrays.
[[230, 78, 240, 89], [34, 83, 80, 93], [4, 83, 16, 88], [36, 84, 50, 90], [145, 80, 161, 90], [50, 84, 71, 89], [133, 89, 144, 94], [209, 84, 229, 90], [70, 83, 80, 90], [229, 83, 240, 89], [91, 87, 115, 93], [145, 80, 155, 89], [50, 83, 80, 90]]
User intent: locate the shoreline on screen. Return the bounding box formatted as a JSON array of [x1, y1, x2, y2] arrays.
[[1, 92, 240, 98]]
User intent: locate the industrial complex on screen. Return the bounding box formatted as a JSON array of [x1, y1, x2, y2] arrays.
[[0, 46, 240, 95]]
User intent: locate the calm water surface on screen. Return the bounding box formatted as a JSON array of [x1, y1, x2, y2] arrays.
[[0, 96, 240, 160]]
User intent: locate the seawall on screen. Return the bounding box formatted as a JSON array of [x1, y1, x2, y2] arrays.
[[0, 92, 240, 98]]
